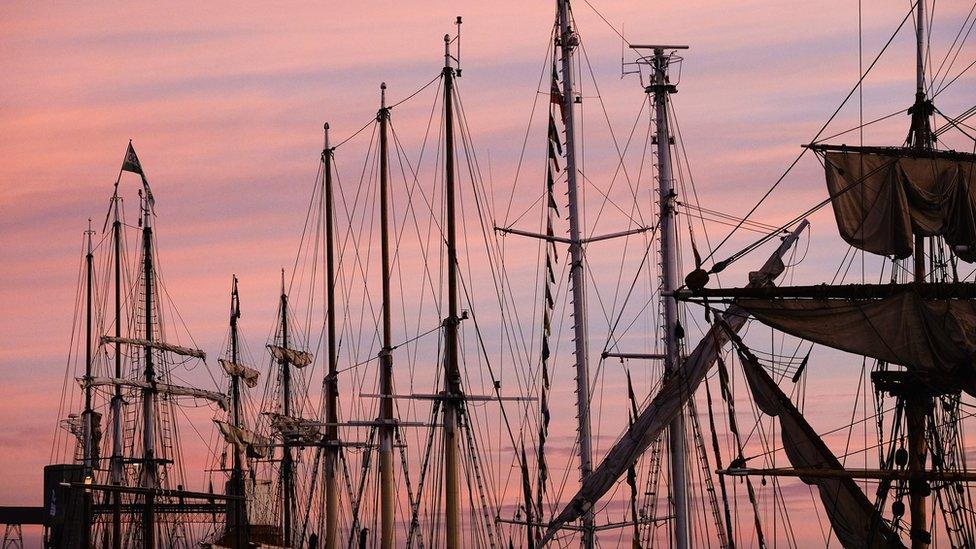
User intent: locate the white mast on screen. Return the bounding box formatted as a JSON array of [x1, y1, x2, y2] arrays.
[[630, 43, 691, 549], [916, 0, 925, 94], [907, 3, 931, 547], [556, 1, 595, 546], [653, 46, 690, 549]]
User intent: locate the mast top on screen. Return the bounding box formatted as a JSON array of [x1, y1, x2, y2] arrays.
[[231, 274, 240, 321], [444, 33, 451, 69], [916, 0, 925, 93], [323, 122, 330, 151], [625, 43, 687, 94]]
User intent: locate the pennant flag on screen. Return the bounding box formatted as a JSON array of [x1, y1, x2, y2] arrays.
[[548, 116, 563, 157], [520, 443, 537, 549], [550, 63, 566, 123], [536, 55, 564, 531], [120, 141, 154, 207], [122, 141, 144, 177], [546, 168, 561, 217], [548, 139, 561, 173]]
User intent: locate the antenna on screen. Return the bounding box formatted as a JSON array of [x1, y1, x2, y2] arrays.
[[620, 24, 625, 79], [455, 16, 462, 75], [443, 17, 463, 76]]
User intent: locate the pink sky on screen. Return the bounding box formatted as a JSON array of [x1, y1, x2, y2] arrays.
[[2, 0, 974, 546]]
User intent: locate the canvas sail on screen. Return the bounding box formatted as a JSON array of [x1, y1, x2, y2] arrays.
[[219, 358, 261, 388], [738, 290, 976, 395], [739, 352, 905, 548], [267, 344, 313, 368], [821, 149, 976, 262], [542, 220, 807, 541], [214, 419, 268, 459]]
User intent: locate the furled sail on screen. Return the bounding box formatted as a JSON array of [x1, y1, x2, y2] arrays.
[[739, 351, 905, 548], [818, 147, 976, 262], [219, 358, 261, 388], [85, 376, 229, 410], [542, 220, 807, 542], [267, 344, 313, 368], [214, 419, 268, 459], [738, 289, 976, 395], [100, 335, 207, 360]]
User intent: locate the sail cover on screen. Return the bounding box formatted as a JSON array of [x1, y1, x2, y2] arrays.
[[740, 354, 904, 548], [738, 290, 976, 395], [542, 220, 807, 542], [823, 150, 976, 262], [219, 358, 261, 388]]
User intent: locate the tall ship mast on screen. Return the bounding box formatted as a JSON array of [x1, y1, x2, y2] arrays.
[[47, 143, 236, 548], [544, 1, 976, 547], [39, 2, 976, 548]]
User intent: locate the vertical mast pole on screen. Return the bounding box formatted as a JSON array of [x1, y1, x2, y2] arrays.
[[911, 0, 929, 282], [110, 196, 123, 549], [907, 3, 930, 548], [84, 221, 95, 476], [230, 276, 246, 548], [231, 278, 241, 438], [651, 47, 690, 549], [377, 83, 396, 549], [280, 272, 294, 547], [556, 1, 595, 545], [82, 220, 94, 549], [323, 123, 341, 549], [140, 191, 156, 548], [442, 33, 462, 549], [916, 0, 925, 95], [231, 278, 242, 460]]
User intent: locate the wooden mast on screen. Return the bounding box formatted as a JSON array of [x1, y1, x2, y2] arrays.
[[229, 276, 247, 548], [322, 123, 341, 549], [279, 271, 295, 547], [82, 220, 95, 549], [377, 82, 396, 549], [109, 187, 123, 549], [140, 188, 157, 548], [442, 32, 462, 549]]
